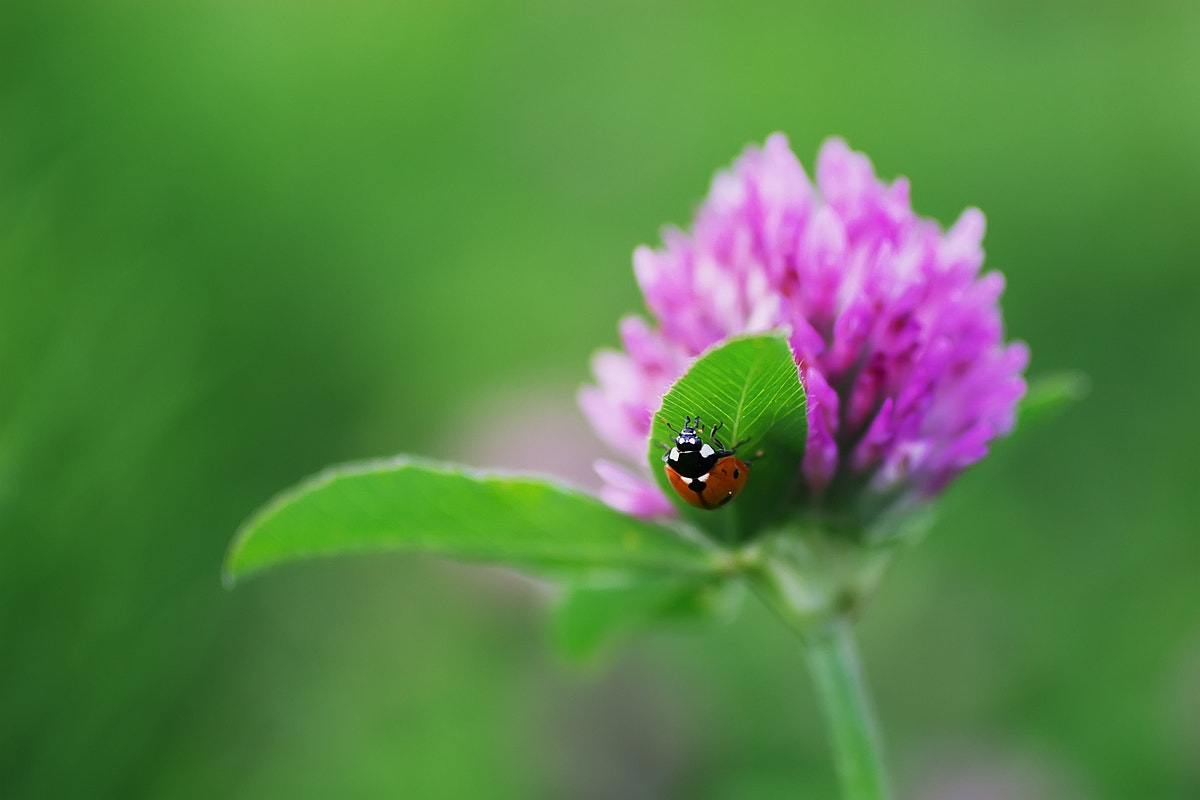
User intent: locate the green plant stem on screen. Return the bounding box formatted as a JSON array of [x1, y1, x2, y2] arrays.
[[803, 618, 891, 800]]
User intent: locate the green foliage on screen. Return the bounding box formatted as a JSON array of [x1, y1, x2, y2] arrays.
[[229, 335, 809, 586], [226, 458, 720, 585], [228, 335, 810, 664], [649, 332, 808, 539], [552, 578, 745, 661]]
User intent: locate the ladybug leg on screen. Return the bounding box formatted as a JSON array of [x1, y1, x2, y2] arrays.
[[709, 421, 725, 448]]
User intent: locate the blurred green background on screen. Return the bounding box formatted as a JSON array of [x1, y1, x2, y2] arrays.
[[3, 1, 1198, 798]]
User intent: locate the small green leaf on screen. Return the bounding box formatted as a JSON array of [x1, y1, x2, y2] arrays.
[[552, 577, 744, 661], [1018, 371, 1089, 428], [225, 458, 720, 586], [648, 332, 807, 538]]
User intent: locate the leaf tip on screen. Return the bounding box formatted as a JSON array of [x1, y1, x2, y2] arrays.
[[222, 493, 279, 589], [1018, 370, 1090, 425], [221, 531, 250, 589]]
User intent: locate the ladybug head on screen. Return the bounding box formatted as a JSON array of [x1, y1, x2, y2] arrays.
[[672, 415, 705, 452]]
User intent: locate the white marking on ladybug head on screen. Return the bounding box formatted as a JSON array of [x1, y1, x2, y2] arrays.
[[668, 448, 680, 461], [698, 473, 710, 483], [699, 444, 715, 458]]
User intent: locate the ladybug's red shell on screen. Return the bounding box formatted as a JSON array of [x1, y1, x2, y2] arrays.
[[664, 455, 750, 510]]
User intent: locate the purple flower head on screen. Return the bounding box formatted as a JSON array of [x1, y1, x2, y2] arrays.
[[580, 134, 1028, 521]]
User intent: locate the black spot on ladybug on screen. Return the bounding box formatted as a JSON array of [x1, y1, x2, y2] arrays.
[[733, 468, 740, 479]]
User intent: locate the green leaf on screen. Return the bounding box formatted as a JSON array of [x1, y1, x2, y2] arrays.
[[1018, 371, 1089, 428], [551, 577, 744, 661], [225, 458, 721, 586], [648, 332, 807, 539]]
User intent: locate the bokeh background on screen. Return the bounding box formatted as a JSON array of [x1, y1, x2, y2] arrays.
[[3, 1, 1199, 798]]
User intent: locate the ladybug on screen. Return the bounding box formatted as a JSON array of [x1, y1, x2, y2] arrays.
[[662, 416, 750, 510]]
